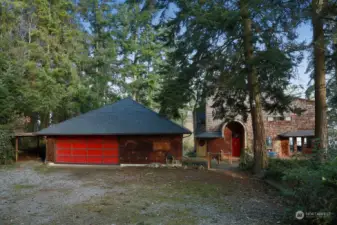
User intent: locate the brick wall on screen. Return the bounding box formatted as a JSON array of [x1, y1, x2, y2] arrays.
[[204, 98, 315, 153]]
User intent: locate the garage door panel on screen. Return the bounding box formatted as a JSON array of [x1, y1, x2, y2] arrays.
[[102, 157, 119, 164], [56, 142, 71, 148], [55, 136, 119, 165], [87, 157, 103, 164], [56, 156, 73, 163], [88, 149, 103, 156], [88, 143, 103, 148], [103, 150, 119, 156], [72, 143, 87, 149], [56, 149, 71, 155], [73, 156, 87, 163], [103, 143, 118, 148], [72, 149, 87, 156]]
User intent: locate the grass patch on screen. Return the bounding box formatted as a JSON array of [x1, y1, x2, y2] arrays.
[[33, 164, 58, 174], [13, 184, 36, 190], [0, 164, 19, 171]]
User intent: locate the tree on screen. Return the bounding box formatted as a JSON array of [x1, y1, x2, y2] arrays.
[[78, 0, 119, 107], [311, 0, 328, 160], [112, 1, 164, 108], [239, 0, 267, 173], [157, 0, 303, 173]]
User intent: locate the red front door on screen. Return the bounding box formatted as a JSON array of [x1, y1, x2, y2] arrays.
[[232, 137, 241, 157]]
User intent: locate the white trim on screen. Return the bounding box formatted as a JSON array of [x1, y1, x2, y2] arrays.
[[221, 121, 247, 149]]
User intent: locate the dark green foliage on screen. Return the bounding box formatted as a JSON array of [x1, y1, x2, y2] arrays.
[[266, 147, 337, 224], [185, 151, 196, 158], [0, 129, 14, 165], [283, 161, 337, 224], [156, 0, 304, 121], [265, 158, 311, 180]]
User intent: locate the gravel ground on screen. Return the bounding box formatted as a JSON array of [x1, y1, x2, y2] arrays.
[[0, 161, 286, 225]]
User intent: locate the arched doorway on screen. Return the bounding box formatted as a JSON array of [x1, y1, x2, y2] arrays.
[[222, 121, 245, 157]]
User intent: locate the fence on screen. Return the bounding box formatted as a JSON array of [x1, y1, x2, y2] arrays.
[[207, 151, 233, 169]]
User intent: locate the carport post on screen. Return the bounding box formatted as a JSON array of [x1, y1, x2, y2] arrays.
[[15, 136, 19, 162], [207, 152, 211, 169]]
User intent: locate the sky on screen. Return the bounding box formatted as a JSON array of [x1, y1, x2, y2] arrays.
[[294, 24, 313, 92]]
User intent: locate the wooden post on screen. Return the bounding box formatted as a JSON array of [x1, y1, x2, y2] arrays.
[[293, 137, 297, 153], [44, 136, 48, 162], [15, 136, 19, 162], [36, 137, 40, 158], [229, 151, 232, 164], [301, 137, 304, 152], [37, 137, 40, 148], [207, 152, 211, 170]]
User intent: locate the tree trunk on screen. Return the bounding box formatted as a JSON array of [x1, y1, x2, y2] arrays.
[[239, 0, 267, 174], [312, 0, 328, 160]]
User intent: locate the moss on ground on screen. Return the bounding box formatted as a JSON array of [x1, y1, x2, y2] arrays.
[[13, 184, 36, 190]]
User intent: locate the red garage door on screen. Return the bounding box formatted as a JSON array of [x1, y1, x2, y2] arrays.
[[55, 136, 119, 164]]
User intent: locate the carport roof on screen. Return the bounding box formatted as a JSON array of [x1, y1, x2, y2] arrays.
[[37, 98, 191, 136], [195, 131, 222, 138], [278, 130, 314, 137]]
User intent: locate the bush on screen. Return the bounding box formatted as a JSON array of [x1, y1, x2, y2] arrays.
[[283, 160, 337, 224], [239, 148, 254, 170], [0, 129, 14, 164], [265, 147, 337, 224], [265, 158, 311, 180], [185, 151, 196, 158]]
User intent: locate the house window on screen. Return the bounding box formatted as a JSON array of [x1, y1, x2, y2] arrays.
[[268, 116, 291, 122], [153, 141, 171, 151], [199, 140, 206, 147], [274, 116, 285, 121]]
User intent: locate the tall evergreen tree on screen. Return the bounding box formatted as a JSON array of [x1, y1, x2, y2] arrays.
[[112, 1, 164, 107], [157, 0, 303, 173], [311, 0, 328, 159]]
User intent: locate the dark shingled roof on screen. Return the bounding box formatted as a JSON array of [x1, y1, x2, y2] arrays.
[[278, 130, 314, 137], [37, 98, 191, 136], [195, 131, 222, 138]]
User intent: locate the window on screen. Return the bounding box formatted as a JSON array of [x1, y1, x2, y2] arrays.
[[274, 116, 285, 121], [267, 116, 291, 122], [153, 141, 171, 151], [199, 140, 206, 147]]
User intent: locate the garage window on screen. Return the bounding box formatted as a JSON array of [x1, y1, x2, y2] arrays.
[[153, 141, 171, 151]]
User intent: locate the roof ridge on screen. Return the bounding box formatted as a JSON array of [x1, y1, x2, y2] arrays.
[[127, 98, 192, 133]]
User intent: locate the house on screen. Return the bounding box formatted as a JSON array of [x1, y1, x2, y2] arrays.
[[194, 98, 315, 158], [37, 98, 191, 165]]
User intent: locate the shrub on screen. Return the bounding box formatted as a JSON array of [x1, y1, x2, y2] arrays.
[[239, 148, 254, 170], [185, 151, 196, 158], [265, 158, 311, 180], [0, 129, 14, 164], [266, 144, 337, 224], [283, 160, 337, 224]]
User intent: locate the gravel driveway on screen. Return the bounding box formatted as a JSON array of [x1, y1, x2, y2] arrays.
[[0, 161, 285, 225]]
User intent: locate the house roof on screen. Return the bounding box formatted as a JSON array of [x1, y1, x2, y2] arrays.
[[195, 131, 222, 138], [278, 130, 314, 138], [37, 98, 191, 136]]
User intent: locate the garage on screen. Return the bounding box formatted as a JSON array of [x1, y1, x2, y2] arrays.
[[55, 136, 119, 164], [37, 98, 191, 165]]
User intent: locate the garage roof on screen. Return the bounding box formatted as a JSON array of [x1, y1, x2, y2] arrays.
[[37, 98, 191, 136]]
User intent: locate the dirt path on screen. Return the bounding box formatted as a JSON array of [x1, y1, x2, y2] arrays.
[[0, 161, 285, 225]]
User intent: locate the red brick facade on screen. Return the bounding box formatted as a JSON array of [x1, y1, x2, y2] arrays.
[[196, 98, 315, 156]]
